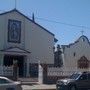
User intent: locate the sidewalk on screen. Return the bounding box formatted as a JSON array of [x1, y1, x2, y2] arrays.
[[19, 78, 56, 90], [22, 84, 56, 90]]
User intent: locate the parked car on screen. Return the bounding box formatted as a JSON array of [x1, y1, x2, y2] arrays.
[[56, 72, 90, 90], [0, 76, 22, 90]]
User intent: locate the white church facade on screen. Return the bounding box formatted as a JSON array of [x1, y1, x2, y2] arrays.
[[62, 35, 90, 74], [0, 9, 57, 78]]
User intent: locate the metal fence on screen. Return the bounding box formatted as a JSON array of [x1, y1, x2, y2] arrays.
[[0, 66, 13, 76]]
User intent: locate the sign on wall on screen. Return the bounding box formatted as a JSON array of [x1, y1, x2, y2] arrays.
[[8, 19, 21, 43]]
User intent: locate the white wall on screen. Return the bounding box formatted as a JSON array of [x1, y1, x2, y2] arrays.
[[62, 36, 90, 71], [24, 19, 54, 64], [0, 10, 54, 64]]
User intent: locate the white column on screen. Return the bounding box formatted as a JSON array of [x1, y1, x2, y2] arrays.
[[61, 48, 65, 71], [38, 61, 43, 84]]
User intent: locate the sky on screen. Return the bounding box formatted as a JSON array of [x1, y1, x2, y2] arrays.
[[0, 0, 90, 45]]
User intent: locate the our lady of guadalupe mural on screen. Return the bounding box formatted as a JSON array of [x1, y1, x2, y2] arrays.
[[8, 19, 21, 43]]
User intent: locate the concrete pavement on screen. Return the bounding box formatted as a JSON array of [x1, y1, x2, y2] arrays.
[[20, 78, 56, 90], [22, 84, 56, 90]]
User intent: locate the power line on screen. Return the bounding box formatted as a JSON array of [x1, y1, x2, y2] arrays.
[[35, 17, 90, 29], [0, 8, 89, 30]]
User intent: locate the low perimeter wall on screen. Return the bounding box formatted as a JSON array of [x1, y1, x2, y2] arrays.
[[43, 66, 77, 84]]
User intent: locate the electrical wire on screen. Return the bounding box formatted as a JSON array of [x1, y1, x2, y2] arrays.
[[0, 9, 89, 30], [35, 17, 90, 29]]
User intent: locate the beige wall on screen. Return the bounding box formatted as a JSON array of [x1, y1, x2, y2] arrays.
[[0, 10, 54, 64], [62, 36, 90, 71]]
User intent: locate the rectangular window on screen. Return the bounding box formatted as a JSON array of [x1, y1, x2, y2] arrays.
[[8, 19, 21, 43]]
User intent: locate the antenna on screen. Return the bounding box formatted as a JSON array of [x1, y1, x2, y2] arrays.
[[32, 13, 35, 22], [15, 0, 17, 9]]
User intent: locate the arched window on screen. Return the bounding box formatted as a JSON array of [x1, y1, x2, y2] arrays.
[[78, 56, 89, 69], [82, 38, 85, 42]]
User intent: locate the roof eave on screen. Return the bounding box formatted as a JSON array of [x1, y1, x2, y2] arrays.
[[0, 9, 54, 36]]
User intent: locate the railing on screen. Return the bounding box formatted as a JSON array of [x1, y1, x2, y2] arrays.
[[47, 67, 76, 76], [0, 66, 3, 75], [0, 66, 13, 76]]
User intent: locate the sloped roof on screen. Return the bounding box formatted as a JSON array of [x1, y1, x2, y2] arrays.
[[0, 46, 30, 54], [77, 35, 89, 42], [61, 35, 90, 49], [0, 9, 55, 36]]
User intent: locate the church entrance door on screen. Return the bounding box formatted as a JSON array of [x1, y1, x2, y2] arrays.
[[3, 55, 24, 77]]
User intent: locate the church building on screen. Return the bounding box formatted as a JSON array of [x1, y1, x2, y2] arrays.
[[0, 9, 57, 78], [62, 35, 90, 74]]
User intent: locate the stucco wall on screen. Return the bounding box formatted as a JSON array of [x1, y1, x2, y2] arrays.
[[24, 19, 54, 64], [62, 36, 90, 71], [0, 15, 6, 49]]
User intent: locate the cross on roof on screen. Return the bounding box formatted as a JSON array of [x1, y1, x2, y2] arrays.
[[81, 30, 84, 35]]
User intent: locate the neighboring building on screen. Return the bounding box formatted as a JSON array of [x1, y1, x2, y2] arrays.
[[0, 9, 57, 78], [62, 35, 90, 73]]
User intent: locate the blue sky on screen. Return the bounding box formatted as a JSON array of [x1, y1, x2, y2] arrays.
[[0, 0, 90, 45]]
